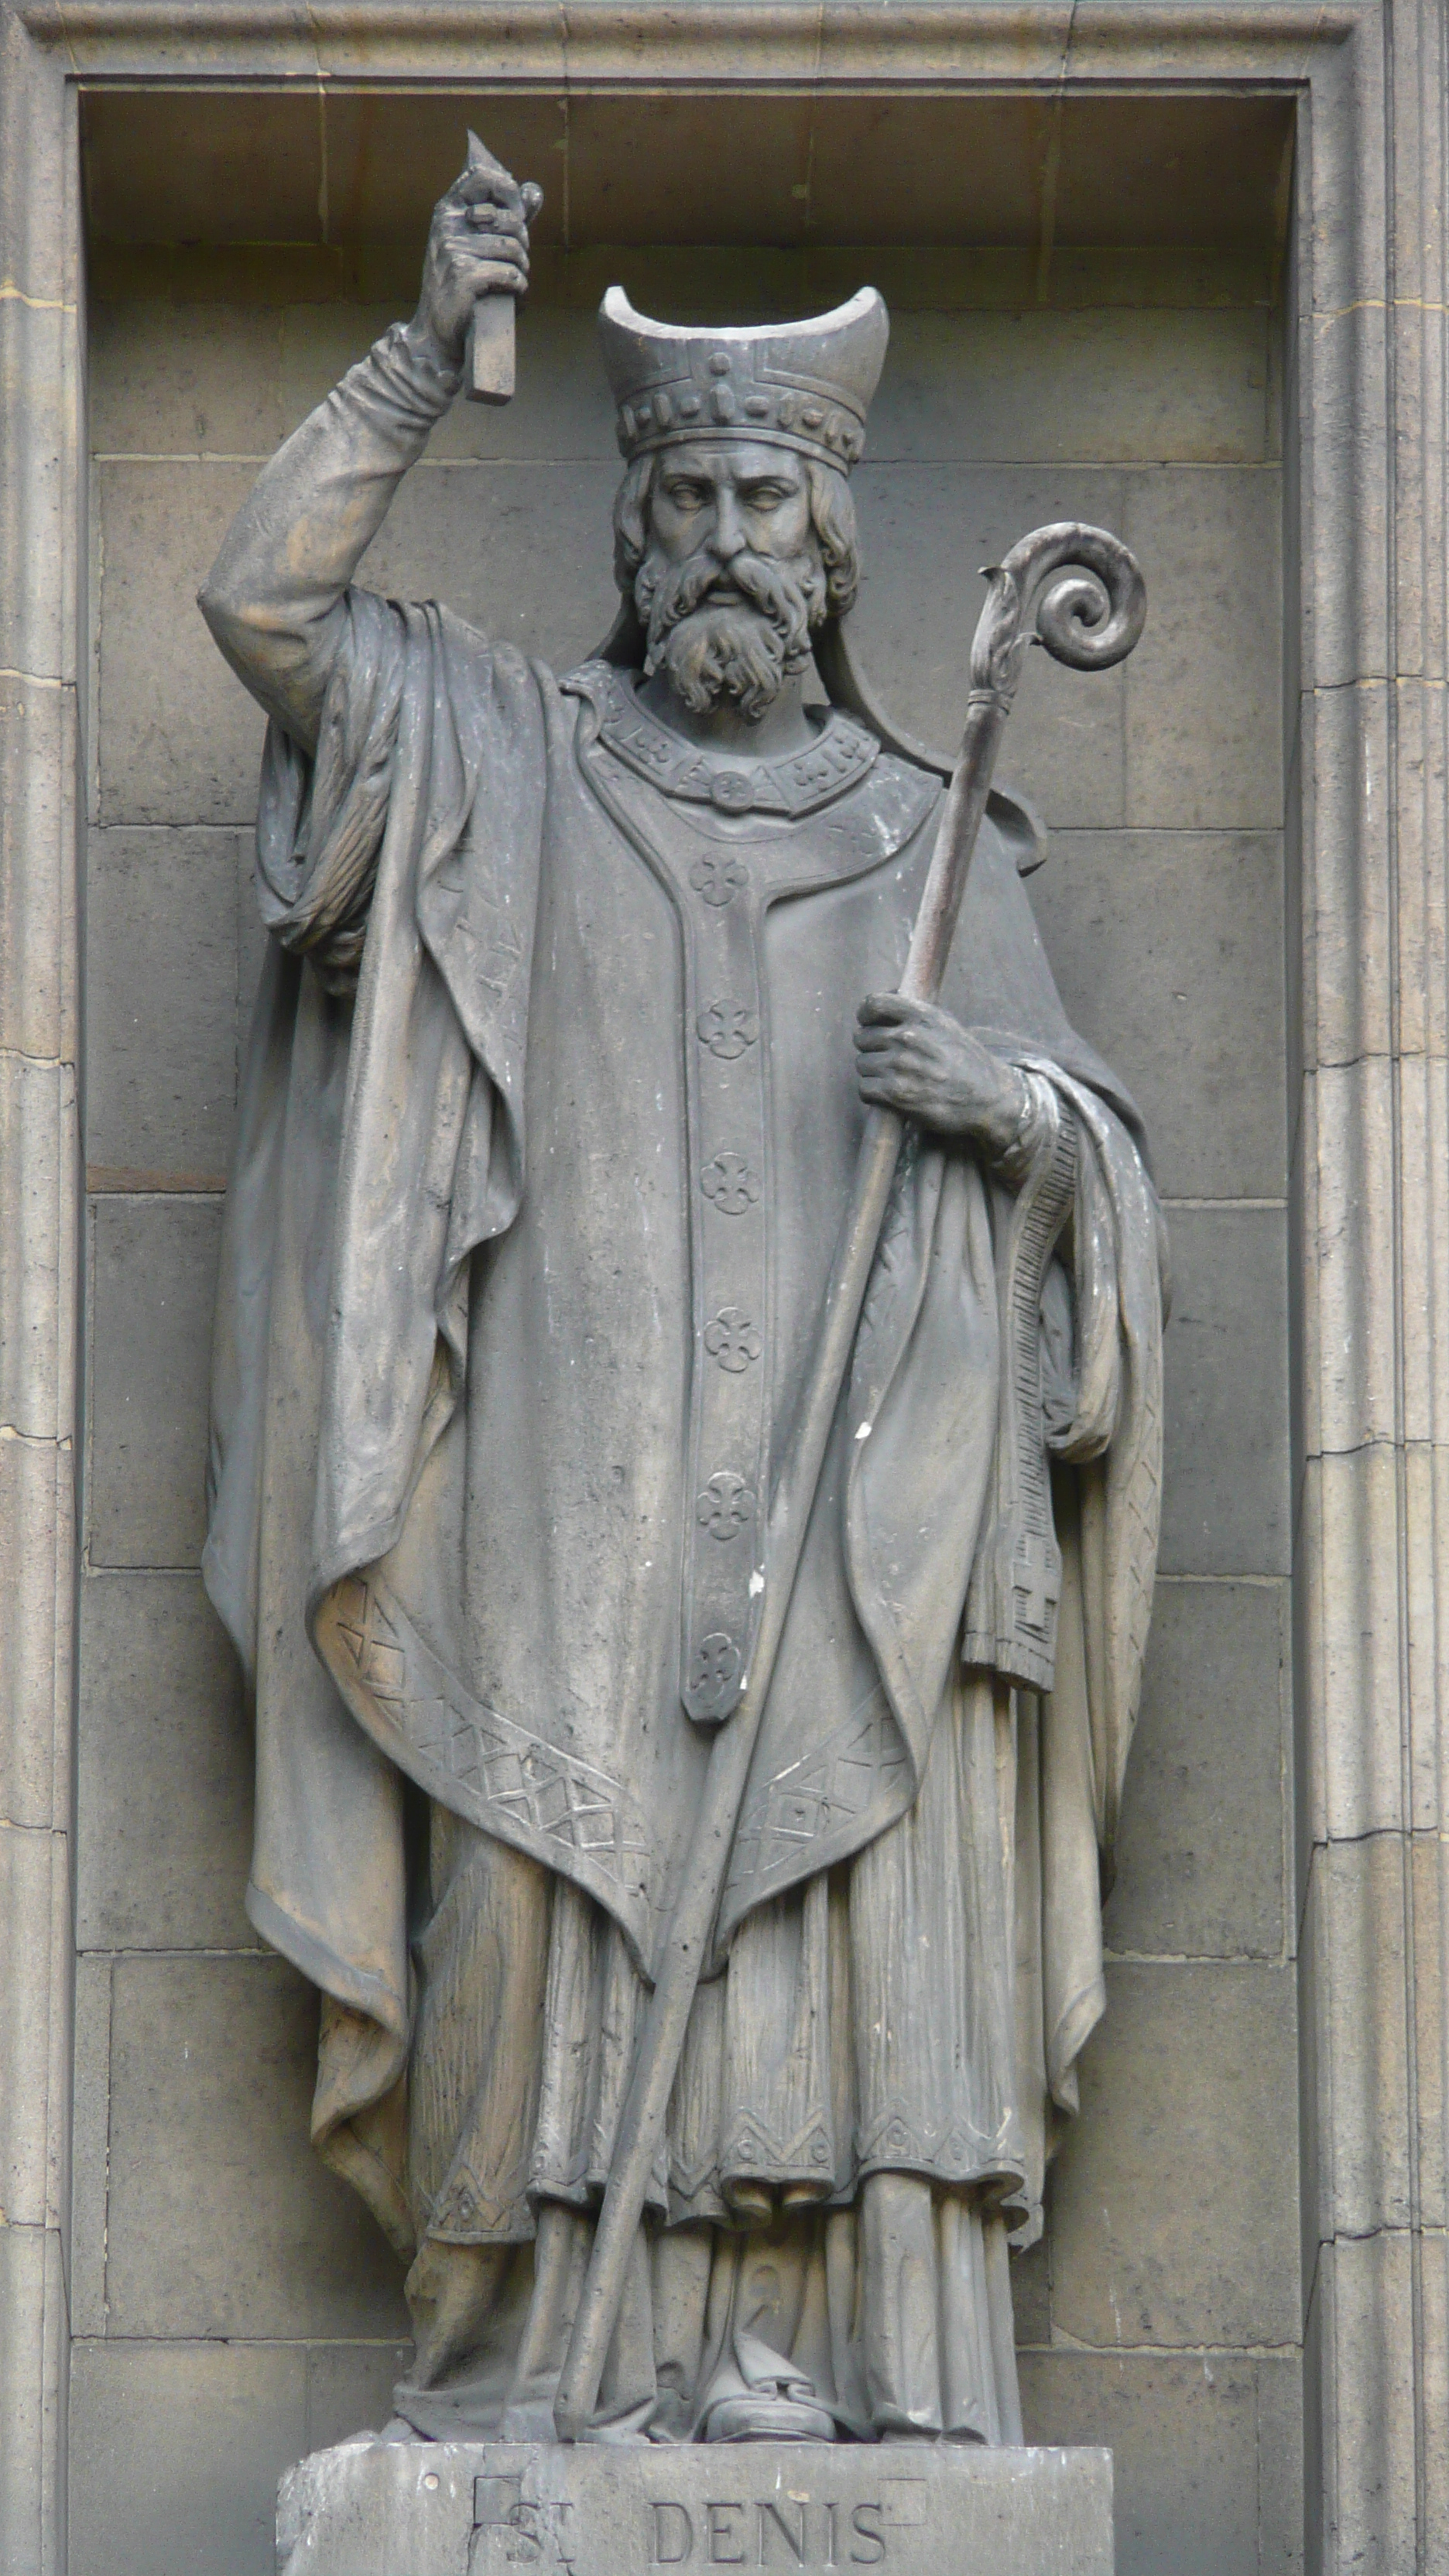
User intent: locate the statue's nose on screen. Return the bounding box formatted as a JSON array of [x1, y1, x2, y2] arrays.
[[712, 495, 746, 560]]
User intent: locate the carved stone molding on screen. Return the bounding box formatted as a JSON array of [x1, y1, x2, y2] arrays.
[[2, 0, 1446, 2565]]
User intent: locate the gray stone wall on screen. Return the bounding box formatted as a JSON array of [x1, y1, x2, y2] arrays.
[[73, 245, 1297, 2576]]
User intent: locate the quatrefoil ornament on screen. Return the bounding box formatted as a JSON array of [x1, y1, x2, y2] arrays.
[[689, 851, 748, 907], [701, 1153, 762, 1215], [695, 1469, 757, 1540], [704, 1307, 762, 1372], [697, 999, 760, 1060]]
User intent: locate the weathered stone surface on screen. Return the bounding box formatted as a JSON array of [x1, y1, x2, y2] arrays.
[[87, 1193, 221, 1568], [90, 294, 289, 456], [69, 1954, 111, 2338], [872, 307, 1274, 468], [0, 1426, 73, 1832], [0, 669, 78, 1064], [0, 2223, 67, 2576], [0, 1819, 69, 2235], [69, 2337, 309, 2576], [355, 456, 622, 675], [1294, 1444, 1405, 1843], [1048, 1963, 1299, 2349], [104, 1952, 408, 2341], [278, 2439, 1114, 2576], [0, 1051, 77, 1444], [77, 1570, 252, 1950], [1309, 2232, 1419, 2576], [1159, 1208, 1290, 1579], [1019, 2351, 1265, 2576], [1300, 1838, 1413, 2245], [97, 460, 266, 825], [1029, 830, 1286, 1202], [306, 2345, 416, 2457], [1122, 468, 1283, 831], [85, 824, 254, 1186], [1104, 1578, 1286, 1961]]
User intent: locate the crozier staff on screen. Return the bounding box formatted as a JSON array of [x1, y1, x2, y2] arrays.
[[200, 140, 1167, 2448]]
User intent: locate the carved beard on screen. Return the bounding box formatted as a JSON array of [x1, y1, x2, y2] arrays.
[[634, 543, 827, 724]]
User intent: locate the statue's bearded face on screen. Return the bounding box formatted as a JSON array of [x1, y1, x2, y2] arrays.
[[632, 440, 831, 724]]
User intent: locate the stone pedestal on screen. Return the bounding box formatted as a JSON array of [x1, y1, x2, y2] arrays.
[[276, 2441, 1113, 2576]]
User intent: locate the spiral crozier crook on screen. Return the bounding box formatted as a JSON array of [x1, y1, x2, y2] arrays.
[[972, 519, 1147, 706]]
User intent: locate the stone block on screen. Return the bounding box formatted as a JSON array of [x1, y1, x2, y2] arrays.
[[1104, 1577, 1286, 1961], [570, 90, 821, 248], [1029, 828, 1286, 1200], [1295, 1445, 1406, 1841], [0, 290, 79, 687], [70, 1954, 111, 2337], [0, 1051, 78, 1444], [86, 824, 252, 1186], [1304, 678, 1392, 1067], [77, 1570, 252, 1951], [68, 2336, 308, 2576], [1313, 2232, 1419, 2576], [306, 2346, 415, 2456], [104, 1951, 409, 2340], [1307, 1057, 1397, 1458], [97, 459, 266, 825], [317, 92, 567, 252], [1300, 1838, 1413, 2244], [1123, 468, 1283, 831], [1305, 299, 1389, 692], [0, 2222, 67, 2576], [1048, 1962, 1299, 2348], [0, 668, 78, 1064], [87, 1193, 221, 1570], [848, 464, 1129, 828], [0, 1819, 68, 2233], [1412, 1832, 1448, 2231], [1018, 2349, 1259, 2576], [1159, 1207, 1291, 1579], [1392, 1053, 1449, 1449], [84, 87, 324, 249], [0, 1427, 73, 1831], [279, 2438, 1114, 2576], [89, 296, 288, 457], [357, 457, 624, 678], [1255, 2355, 1305, 2576], [872, 307, 1273, 468]]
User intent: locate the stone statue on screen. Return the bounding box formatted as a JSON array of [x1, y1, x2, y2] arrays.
[[198, 143, 1166, 2453]]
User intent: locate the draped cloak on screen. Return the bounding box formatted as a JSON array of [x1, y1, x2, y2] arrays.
[[201, 584, 1166, 2402]]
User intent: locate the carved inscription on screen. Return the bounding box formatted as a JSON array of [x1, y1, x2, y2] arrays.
[[649, 2498, 886, 2567]]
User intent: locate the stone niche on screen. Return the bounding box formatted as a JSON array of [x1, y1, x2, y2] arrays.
[[69, 77, 1297, 2576]]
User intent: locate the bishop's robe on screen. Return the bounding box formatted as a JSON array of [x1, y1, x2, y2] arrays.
[[200, 324, 1166, 2447]]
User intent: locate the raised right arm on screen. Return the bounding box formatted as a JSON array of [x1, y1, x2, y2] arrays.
[[197, 150, 536, 754]]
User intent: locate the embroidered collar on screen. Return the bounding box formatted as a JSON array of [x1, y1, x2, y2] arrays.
[[564, 660, 880, 818]]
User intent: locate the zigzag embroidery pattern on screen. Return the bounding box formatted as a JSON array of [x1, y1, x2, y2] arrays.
[[324, 1574, 653, 1958], [724, 1691, 910, 1906]]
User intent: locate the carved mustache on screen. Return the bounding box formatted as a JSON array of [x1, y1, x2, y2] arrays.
[[637, 544, 826, 663]]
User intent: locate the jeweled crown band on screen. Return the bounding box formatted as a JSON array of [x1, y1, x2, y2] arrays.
[[616, 384, 867, 468]]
